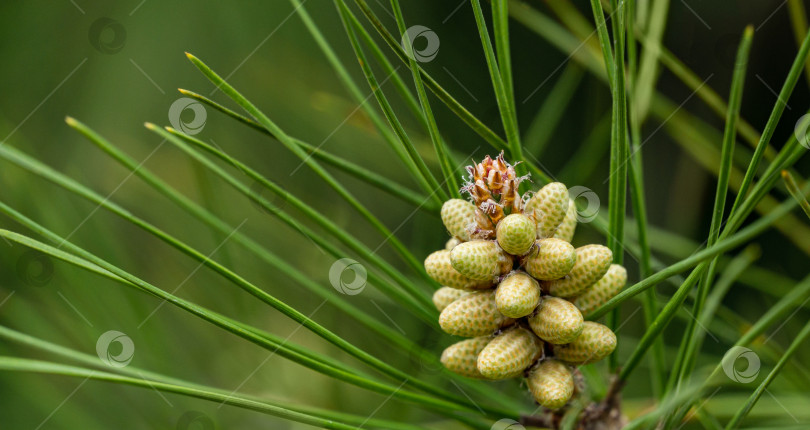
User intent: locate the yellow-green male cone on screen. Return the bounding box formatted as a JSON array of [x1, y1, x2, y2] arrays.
[[439, 291, 511, 337], [553, 199, 577, 242], [477, 327, 543, 379], [441, 199, 476, 241], [495, 248, 514, 274], [522, 238, 577, 281], [495, 271, 541, 318], [432, 286, 470, 312], [544, 245, 612, 298], [440, 337, 490, 378], [424, 250, 493, 289], [525, 182, 569, 238], [527, 359, 575, 410], [496, 213, 535, 255], [450, 240, 499, 281], [528, 297, 584, 344], [552, 321, 617, 364], [573, 264, 627, 315], [445, 237, 461, 250]]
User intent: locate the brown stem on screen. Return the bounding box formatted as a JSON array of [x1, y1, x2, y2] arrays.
[[520, 411, 560, 428], [519, 371, 627, 430]]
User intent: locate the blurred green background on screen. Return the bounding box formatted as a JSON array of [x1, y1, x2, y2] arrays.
[[1, 0, 809, 428]]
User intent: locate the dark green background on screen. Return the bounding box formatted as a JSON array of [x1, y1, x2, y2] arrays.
[[0, 1, 808, 428]]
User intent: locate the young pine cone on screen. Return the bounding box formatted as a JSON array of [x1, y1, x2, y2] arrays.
[[426, 154, 625, 412]]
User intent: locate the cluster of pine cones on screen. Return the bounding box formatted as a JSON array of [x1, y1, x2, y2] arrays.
[[425, 154, 626, 410]]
